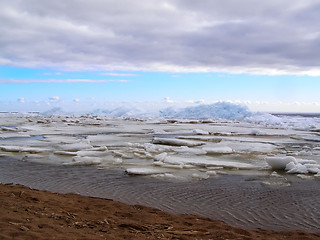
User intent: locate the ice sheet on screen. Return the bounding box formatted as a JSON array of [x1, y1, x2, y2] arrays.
[[1, 111, 320, 182]]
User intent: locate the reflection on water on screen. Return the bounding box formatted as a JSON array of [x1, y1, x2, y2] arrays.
[[0, 156, 319, 233]]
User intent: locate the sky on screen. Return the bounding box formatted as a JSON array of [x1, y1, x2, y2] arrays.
[[1, 0, 320, 113]]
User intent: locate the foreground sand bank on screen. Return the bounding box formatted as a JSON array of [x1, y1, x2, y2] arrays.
[[0, 184, 319, 240]]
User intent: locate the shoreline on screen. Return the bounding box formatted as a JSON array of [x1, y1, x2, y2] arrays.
[[1, 156, 320, 233], [1, 183, 319, 240]]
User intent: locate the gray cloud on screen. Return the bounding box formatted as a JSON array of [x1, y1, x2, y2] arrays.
[[0, 0, 320, 74]]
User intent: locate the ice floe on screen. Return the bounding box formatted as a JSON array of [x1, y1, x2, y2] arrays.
[[1, 109, 320, 182], [0, 146, 51, 153], [152, 137, 205, 147], [265, 156, 320, 175], [125, 167, 169, 175], [265, 156, 297, 170], [203, 146, 233, 154], [63, 156, 102, 166], [57, 141, 92, 152]]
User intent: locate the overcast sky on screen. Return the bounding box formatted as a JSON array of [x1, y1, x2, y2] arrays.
[[1, 0, 320, 112]]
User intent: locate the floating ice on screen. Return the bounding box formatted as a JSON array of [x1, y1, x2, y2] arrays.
[[191, 173, 209, 180], [76, 150, 109, 157], [266, 156, 320, 175], [206, 170, 217, 176], [262, 171, 291, 187], [1, 126, 19, 132], [57, 141, 92, 152], [125, 167, 169, 175], [192, 129, 209, 135], [54, 151, 78, 156], [0, 146, 50, 153], [154, 152, 168, 162], [2, 110, 320, 182], [63, 156, 102, 166], [174, 146, 207, 155], [265, 156, 297, 170], [0, 133, 31, 139], [152, 137, 205, 147], [286, 163, 308, 174], [250, 129, 267, 136], [203, 146, 233, 154]]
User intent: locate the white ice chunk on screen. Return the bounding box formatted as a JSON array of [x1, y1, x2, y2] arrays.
[[110, 150, 131, 159], [1, 126, 19, 132], [151, 173, 187, 181], [250, 129, 267, 136], [0, 133, 31, 139], [304, 164, 320, 174], [77, 150, 109, 157], [57, 141, 92, 152], [152, 137, 204, 147], [286, 163, 308, 174], [0, 146, 21, 152], [297, 174, 313, 180], [192, 129, 209, 135], [0, 146, 50, 153], [54, 151, 78, 156], [174, 146, 207, 155], [203, 146, 233, 154], [144, 143, 173, 153], [270, 171, 282, 178], [162, 156, 185, 166], [151, 129, 167, 134], [296, 159, 317, 164], [285, 161, 297, 171], [191, 173, 209, 179], [154, 152, 168, 162], [86, 146, 108, 151], [158, 155, 255, 170], [125, 167, 169, 175], [265, 156, 297, 170], [206, 171, 217, 176], [63, 156, 101, 166]]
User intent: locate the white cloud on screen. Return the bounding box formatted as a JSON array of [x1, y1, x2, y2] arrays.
[[101, 73, 137, 77], [0, 79, 130, 83], [187, 99, 205, 104], [49, 96, 60, 102], [41, 72, 63, 76], [0, 1, 320, 75], [17, 98, 25, 103], [164, 97, 174, 103]]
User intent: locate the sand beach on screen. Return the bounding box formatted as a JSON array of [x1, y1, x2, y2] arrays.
[[1, 183, 319, 240]]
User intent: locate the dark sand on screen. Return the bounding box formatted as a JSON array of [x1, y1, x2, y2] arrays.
[[1, 184, 319, 240]]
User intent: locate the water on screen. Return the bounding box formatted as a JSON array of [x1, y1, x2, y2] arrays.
[[0, 156, 319, 233]]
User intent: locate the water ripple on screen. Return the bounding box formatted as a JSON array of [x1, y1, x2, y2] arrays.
[[0, 157, 319, 233]]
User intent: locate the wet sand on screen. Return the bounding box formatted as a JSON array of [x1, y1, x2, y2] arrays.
[[1, 183, 319, 240]]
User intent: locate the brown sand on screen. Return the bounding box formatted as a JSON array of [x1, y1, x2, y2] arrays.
[[0, 184, 319, 240]]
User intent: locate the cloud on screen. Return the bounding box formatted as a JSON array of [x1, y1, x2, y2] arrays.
[[0, 79, 129, 83], [1, 1, 320, 75], [101, 73, 137, 77], [164, 97, 174, 103], [17, 98, 25, 103], [49, 96, 60, 103], [187, 99, 205, 104], [41, 72, 63, 76]]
